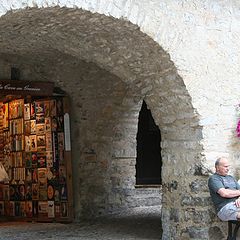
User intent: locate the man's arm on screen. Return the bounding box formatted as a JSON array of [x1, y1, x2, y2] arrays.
[[217, 188, 240, 198]]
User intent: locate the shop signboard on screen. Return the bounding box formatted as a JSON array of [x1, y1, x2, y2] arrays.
[[0, 80, 54, 96]]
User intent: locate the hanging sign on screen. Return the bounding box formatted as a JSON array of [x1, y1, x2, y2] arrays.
[[0, 80, 54, 96]]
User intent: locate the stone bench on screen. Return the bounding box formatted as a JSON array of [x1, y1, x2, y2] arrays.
[[227, 220, 240, 240]]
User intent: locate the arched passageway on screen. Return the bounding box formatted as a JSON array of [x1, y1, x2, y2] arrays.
[[0, 7, 204, 239], [136, 100, 162, 185]]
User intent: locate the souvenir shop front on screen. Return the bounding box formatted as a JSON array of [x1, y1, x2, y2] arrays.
[[0, 80, 73, 222]]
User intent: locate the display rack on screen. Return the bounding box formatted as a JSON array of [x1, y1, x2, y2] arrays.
[[0, 96, 73, 222]]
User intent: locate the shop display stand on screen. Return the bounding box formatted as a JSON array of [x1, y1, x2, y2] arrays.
[[0, 96, 73, 223]]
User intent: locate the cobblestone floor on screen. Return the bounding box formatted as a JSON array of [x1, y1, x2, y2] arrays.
[[0, 206, 162, 240]]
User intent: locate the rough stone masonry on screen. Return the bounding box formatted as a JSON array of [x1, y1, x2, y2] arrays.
[[0, 1, 240, 239]]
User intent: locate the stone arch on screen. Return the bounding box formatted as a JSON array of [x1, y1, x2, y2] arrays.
[[0, 6, 206, 239]]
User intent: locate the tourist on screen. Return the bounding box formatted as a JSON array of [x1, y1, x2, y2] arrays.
[[208, 157, 240, 221]]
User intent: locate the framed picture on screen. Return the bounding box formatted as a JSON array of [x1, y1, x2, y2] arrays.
[[24, 120, 31, 135], [32, 168, 38, 184], [35, 101, 44, 114], [3, 185, 9, 201], [20, 201, 26, 217], [36, 123, 45, 135], [25, 182, 32, 200], [37, 135, 46, 151], [30, 102, 36, 119], [48, 201, 55, 218], [32, 183, 39, 200], [19, 184, 25, 200], [9, 201, 15, 216], [31, 153, 38, 168], [47, 184, 54, 201], [38, 201, 48, 218], [45, 117, 51, 132], [38, 153, 46, 168], [46, 133, 52, 151], [30, 120, 36, 134], [29, 135, 37, 152], [15, 201, 20, 216], [44, 101, 50, 118], [51, 117, 58, 132], [25, 136, 31, 152], [3, 103, 8, 129], [25, 169, 32, 182], [38, 168, 47, 185], [46, 168, 54, 183], [24, 103, 30, 120], [9, 99, 24, 119], [24, 152, 32, 168], [9, 185, 16, 201], [32, 201, 38, 217], [25, 201, 32, 217], [36, 113, 45, 124], [39, 185, 47, 201], [46, 152, 53, 168]]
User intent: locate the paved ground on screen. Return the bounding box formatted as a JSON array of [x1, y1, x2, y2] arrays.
[[0, 206, 162, 240]]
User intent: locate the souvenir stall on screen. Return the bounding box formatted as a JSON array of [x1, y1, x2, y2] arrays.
[[0, 80, 73, 222]]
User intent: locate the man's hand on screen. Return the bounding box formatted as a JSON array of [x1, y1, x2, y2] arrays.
[[235, 198, 240, 207]]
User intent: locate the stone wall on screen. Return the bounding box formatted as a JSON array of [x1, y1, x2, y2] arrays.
[[0, 54, 163, 217], [0, 1, 239, 239]]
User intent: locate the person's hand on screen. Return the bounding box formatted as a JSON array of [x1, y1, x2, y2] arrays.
[[235, 198, 240, 207]]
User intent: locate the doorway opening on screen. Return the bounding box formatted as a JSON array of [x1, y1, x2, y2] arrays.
[[136, 101, 162, 186]]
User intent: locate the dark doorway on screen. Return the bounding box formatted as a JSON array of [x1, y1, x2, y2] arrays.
[[136, 101, 162, 185]]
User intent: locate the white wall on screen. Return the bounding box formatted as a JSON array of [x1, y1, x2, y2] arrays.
[[1, 0, 240, 172]]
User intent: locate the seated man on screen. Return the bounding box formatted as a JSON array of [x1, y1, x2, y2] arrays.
[[208, 157, 240, 221]]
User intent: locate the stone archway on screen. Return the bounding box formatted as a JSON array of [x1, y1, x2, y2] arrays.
[[0, 7, 206, 239]]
